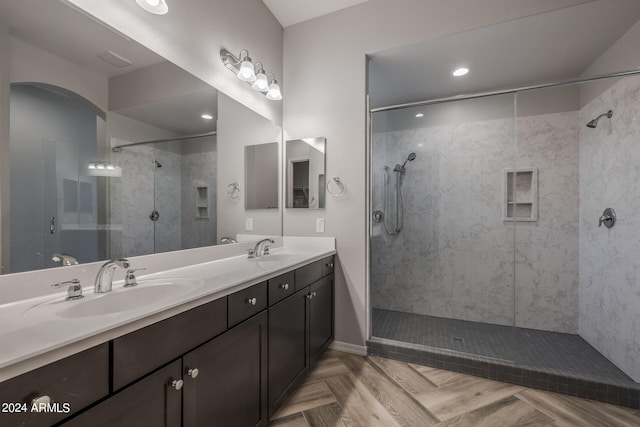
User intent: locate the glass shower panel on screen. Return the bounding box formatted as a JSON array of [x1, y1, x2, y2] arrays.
[[370, 93, 517, 362], [514, 74, 640, 384]]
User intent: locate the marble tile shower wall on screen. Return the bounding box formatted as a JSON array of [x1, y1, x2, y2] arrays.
[[371, 111, 580, 333], [579, 75, 640, 382], [109, 140, 217, 257], [181, 142, 217, 249]]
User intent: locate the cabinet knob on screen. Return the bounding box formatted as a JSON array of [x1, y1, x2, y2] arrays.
[[187, 368, 199, 379], [280, 283, 289, 290], [308, 293, 313, 300], [247, 297, 257, 305], [171, 379, 184, 390], [326, 263, 334, 268], [30, 395, 51, 412]]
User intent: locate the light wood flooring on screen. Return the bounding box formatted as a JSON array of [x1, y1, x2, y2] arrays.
[[269, 350, 640, 427]]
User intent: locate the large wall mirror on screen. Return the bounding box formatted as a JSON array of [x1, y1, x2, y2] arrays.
[[285, 138, 326, 209], [0, 0, 282, 274]]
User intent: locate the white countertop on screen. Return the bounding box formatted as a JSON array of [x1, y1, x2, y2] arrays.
[[0, 237, 335, 383]]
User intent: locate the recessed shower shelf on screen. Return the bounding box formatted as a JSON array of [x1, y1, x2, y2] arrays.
[[503, 168, 537, 222]]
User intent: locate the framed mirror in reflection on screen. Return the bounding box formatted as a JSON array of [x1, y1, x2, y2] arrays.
[[245, 143, 279, 210], [0, 0, 282, 274], [285, 138, 326, 209]]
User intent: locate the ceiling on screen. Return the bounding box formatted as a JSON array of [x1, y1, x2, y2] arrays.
[[262, 0, 370, 27], [368, 0, 640, 109]]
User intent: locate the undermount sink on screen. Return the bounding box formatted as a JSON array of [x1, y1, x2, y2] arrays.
[[25, 278, 204, 319]]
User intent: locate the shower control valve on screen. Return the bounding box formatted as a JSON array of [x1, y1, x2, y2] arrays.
[[598, 208, 616, 229]]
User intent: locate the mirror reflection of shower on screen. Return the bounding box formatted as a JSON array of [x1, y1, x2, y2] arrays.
[[383, 152, 416, 235]]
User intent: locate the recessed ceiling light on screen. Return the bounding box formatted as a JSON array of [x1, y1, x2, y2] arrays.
[[201, 114, 214, 120], [452, 67, 469, 77], [415, 113, 424, 118], [136, 0, 169, 15]]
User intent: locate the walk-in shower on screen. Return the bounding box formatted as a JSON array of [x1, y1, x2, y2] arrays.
[[368, 71, 640, 408]]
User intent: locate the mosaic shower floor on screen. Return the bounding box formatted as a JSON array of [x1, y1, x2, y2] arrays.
[[371, 308, 639, 388]]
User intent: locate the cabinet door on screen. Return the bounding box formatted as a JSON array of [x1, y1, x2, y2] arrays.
[[61, 360, 182, 427], [309, 275, 333, 363], [268, 288, 308, 415], [183, 311, 267, 427]]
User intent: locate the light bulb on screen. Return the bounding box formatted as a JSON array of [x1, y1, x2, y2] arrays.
[[136, 0, 168, 14], [96, 163, 106, 170], [266, 80, 282, 101], [452, 67, 469, 77], [201, 114, 214, 120], [88, 163, 96, 170], [237, 58, 256, 82], [252, 71, 269, 92]]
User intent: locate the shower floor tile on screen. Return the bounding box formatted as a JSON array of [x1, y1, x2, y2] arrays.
[[371, 308, 639, 389]]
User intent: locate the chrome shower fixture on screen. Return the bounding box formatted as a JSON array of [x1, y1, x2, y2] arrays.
[[154, 160, 162, 168], [393, 152, 417, 172], [586, 110, 613, 128]]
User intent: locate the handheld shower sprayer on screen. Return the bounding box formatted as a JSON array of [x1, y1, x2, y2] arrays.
[[394, 152, 417, 172]]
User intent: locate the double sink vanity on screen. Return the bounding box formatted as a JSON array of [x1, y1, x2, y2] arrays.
[[0, 237, 335, 426]]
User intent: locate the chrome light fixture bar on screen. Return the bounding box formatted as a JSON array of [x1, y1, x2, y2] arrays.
[[220, 48, 282, 101]]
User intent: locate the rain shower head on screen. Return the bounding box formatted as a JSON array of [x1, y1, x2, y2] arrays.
[[586, 110, 613, 128]]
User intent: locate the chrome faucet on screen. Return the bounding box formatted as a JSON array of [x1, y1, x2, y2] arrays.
[[95, 259, 130, 293], [52, 253, 79, 266], [248, 238, 275, 259]]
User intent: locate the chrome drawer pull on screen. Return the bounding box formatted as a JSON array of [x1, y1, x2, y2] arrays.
[[326, 262, 334, 268], [187, 368, 199, 379], [247, 297, 257, 305], [31, 395, 51, 412], [280, 283, 289, 290], [171, 379, 184, 390]]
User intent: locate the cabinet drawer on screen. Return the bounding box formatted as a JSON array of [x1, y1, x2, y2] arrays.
[[320, 256, 335, 277], [295, 260, 322, 291], [0, 343, 109, 427], [228, 281, 267, 328], [268, 271, 295, 306], [113, 297, 227, 391]]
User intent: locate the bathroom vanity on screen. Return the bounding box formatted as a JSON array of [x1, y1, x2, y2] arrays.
[[0, 240, 335, 426]]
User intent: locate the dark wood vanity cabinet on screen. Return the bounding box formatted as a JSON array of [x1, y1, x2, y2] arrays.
[[0, 255, 334, 427], [268, 256, 335, 417]]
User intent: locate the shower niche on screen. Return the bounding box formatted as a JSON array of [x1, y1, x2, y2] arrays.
[[503, 168, 538, 221]]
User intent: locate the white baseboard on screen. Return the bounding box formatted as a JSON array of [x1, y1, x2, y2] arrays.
[[329, 341, 368, 356]]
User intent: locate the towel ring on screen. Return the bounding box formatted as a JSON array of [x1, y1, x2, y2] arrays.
[[327, 177, 344, 197]]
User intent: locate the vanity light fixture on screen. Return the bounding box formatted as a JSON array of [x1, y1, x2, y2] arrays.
[[252, 64, 269, 92], [452, 67, 469, 77], [136, 0, 169, 15], [201, 114, 214, 120], [220, 48, 282, 100], [415, 113, 424, 118], [265, 74, 282, 101], [88, 161, 116, 171]]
